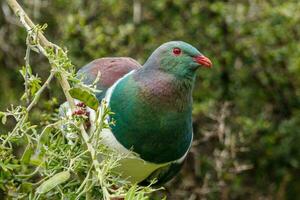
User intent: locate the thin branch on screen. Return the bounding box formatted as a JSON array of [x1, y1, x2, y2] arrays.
[[6, 0, 51, 48], [133, 0, 142, 24], [2, 71, 55, 146], [27, 71, 55, 112], [24, 43, 31, 104]]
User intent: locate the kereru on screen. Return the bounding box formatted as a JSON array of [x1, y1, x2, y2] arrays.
[[67, 41, 212, 185]]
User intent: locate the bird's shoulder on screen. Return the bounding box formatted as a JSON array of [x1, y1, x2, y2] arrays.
[[77, 57, 142, 99]]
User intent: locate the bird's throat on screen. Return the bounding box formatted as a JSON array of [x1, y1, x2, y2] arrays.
[[134, 69, 194, 111]]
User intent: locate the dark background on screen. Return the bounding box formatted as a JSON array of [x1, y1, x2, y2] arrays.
[[1, 0, 299, 199]]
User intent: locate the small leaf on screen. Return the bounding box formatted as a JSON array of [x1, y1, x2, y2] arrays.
[[36, 171, 70, 194], [21, 143, 34, 165], [69, 87, 99, 110], [0, 163, 21, 171], [1, 114, 7, 125], [136, 193, 148, 200], [125, 184, 137, 200], [21, 182, 34, 193], [39, 124, 54, 145], [29, 157, 44, 167]]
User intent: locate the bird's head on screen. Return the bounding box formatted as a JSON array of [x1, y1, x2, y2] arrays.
[[144, 41, 212, 79]]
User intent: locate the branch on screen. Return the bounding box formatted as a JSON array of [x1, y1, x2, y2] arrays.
[[24, 45, 30, 104], [6, 0, 51, 48]]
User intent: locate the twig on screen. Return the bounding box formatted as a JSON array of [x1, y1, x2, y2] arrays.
[[6, 0, 51, 49], [27, 71, 55, 112], [133, 0, 142, 24], [1, 71, 55, 146], [24, 44, 30, 104]]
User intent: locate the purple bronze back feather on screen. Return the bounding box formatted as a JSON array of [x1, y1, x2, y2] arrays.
[[78, 57, 141, 93]]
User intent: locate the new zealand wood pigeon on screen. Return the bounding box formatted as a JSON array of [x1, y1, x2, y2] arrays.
[[67, 41, 212, 185]]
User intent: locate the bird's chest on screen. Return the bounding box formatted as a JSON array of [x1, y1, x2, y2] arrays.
[[110, 98, 192, 163], [108, 74, 193, 163]]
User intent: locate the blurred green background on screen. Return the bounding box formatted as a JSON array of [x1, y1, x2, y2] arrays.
[[0, 0, 300, 199]]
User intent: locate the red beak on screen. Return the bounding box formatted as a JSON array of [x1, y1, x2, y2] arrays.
[[193, 55, 212, 68]]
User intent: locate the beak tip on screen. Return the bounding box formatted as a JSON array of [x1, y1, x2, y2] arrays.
[[194, 55, 213, 68]]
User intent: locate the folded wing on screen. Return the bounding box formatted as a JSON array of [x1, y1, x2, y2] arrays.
[[77, 57, 142, 100]]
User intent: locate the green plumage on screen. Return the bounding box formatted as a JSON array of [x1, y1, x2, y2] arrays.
[[110, 69, 193, 163]]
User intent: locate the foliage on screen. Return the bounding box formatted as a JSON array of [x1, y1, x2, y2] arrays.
[[1, 0, 300, 199]]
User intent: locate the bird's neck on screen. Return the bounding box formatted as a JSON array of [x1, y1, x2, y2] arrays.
[[134, 68, 195, 111]]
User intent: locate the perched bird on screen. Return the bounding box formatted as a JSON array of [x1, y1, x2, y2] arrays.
[[72, 41, 212, 185]]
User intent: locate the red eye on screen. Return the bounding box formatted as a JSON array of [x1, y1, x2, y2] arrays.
[[173, 47, 181, 56]]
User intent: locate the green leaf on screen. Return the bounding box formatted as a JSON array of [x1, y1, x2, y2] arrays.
[[21, 142, 34, 165], [39, 124, 54, 145], [125, 184, 137, 200], [29, 157, 44, 167], [136, 192, 148, 200], [0, 162, 21, 171], [21, 182, 34, 193], [1, 114, 7, 124], [69, 87, 99, 110], [36, 171, 70, 194]]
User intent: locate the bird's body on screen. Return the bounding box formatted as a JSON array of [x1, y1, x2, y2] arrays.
[[70, 41, 212, 184]]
